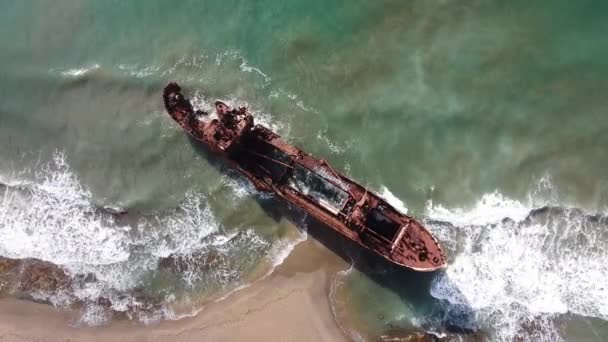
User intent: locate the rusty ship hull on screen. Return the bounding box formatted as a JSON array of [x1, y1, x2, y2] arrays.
[[163, 83, 446, 271]]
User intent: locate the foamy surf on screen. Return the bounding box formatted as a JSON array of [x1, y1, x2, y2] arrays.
[[0, 151, 308, 326], [0, 152, 131, 265], [189, 90, 287, 136], [425, 187, 608, 341], [219, 164, 309, 274], [379, 186, 409, 215], [328, 262, 367, 342], [51, 64, 101, 78], [210, 227, 308, 304], [158, 50, 318, 136]]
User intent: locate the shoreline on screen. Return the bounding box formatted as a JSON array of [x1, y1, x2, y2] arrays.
[[0, 239, 350, 342]]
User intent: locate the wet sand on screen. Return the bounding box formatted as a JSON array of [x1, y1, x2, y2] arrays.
[[0, 240, 349, 342]]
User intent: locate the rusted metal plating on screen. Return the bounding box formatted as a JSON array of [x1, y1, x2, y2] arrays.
[[163, 83, 447, 271]]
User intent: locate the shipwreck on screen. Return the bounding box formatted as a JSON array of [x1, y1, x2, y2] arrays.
[[162, 83, 446, 271]]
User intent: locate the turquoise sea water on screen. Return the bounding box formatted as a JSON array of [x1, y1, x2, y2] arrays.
[[1, 1, 607, 340]]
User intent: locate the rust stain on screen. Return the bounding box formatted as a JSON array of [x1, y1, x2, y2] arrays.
[[163, 83, 447, 271]]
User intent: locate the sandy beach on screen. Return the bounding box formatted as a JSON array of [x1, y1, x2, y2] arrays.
[[0, 240, 349, 342]]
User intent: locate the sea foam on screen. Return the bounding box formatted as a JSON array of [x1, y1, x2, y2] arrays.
[[426, 188, 608, 341], [53, 64, 100, 78], [0, 152, 131, 265], [379, 186, 409, 215], [0, 151, 305, 325]]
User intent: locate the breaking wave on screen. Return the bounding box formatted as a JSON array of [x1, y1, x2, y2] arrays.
[[0, 151, 305, 325], [0, 152, 131, 265], [379, 186, 409, 215], [426, 187, 608, 341]]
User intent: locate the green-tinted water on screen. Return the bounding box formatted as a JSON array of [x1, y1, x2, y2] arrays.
[[1, 1, 607, 340]]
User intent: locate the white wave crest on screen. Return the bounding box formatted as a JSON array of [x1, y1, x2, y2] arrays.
[[0, 152, 301, 325], [427, 192, 529, 227], [267, 227, 307, 269], [379, 186, 408, 215], [0, 152, 130, 265], [426, 189, 608, 341], [53, 64, 100, 78], [141, 191, 221, 258]]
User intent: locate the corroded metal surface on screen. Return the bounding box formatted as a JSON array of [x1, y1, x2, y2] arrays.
[[163, 83, 447, 271]]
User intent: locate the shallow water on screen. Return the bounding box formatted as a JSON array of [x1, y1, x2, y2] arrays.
[[1, 1, 607, 340]]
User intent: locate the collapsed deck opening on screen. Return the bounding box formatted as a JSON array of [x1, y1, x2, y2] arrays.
[[287, 165, 349, 215], [365, 208, 401, 242], [239, 139, 293, 181]]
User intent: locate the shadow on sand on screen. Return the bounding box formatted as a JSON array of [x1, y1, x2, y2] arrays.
[[187, 136, 478, 336]]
